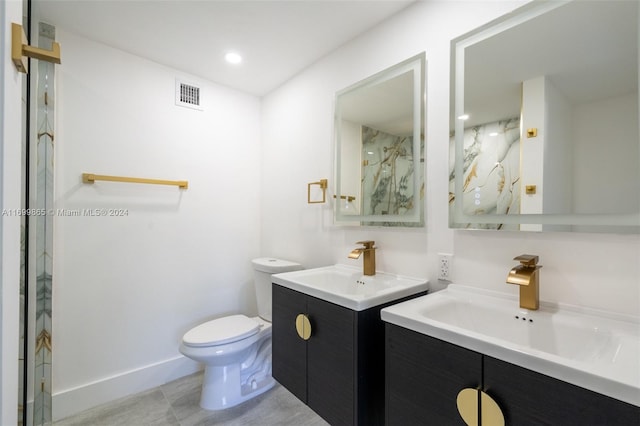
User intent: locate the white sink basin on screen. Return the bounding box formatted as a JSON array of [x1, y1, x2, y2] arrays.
[[272, 264, 428, 311], [381, 284, 640, 406]]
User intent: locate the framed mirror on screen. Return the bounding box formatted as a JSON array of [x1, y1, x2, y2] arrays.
[[335, 53, 425, 226], [449, 0, 639, 232]]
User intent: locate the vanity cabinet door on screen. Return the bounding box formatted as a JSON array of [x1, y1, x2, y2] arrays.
[[272, 285, 357, 424], [385, 324, 483, 426], [274, 286, 427, 425], [484, 356, 640, 426], [272, 284, 308, 403], [385, 323, 640, 425], [307, 296, 356, 426]]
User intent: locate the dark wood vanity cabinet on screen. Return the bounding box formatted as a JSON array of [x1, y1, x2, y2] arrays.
[[483, 357, 640, 425], [386, 323, 481, 425], [273, 284, 426, 426], [386, 324, 640, 426]]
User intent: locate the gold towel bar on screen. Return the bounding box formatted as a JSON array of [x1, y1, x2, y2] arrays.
[[82, 173, 188, 189]]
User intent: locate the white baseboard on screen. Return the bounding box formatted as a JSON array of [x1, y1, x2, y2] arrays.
[[52, 355, 202, 422]]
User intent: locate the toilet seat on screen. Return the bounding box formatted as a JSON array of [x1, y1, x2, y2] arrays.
[[183, 314, 261, 347]]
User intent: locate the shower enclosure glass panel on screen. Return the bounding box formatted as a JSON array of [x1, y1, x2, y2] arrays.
[[33, 29, 55, 420], [22, 19, 56, 426]]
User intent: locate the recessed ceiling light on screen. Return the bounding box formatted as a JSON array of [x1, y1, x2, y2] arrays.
[[458, 114, 469, 120], [225, 52, 242, 65], [489, 132, 498, 137]]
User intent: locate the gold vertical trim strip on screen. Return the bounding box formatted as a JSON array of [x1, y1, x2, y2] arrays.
[[11, 23, 28, 73]]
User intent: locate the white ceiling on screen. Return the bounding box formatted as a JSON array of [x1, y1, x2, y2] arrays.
[[34, 0, 415, 96]]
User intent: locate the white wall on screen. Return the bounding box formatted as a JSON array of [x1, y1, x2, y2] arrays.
[[261, 1, 640, 314], [51, 30, 262, 419], [543, 77, 572, 217], [573, 92, 639, 215], [1, 1, 24, 425]]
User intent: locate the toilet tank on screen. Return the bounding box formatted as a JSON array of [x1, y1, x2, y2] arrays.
[[252, 258, 302, 322]]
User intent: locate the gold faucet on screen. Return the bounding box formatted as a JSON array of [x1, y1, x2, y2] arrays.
[[348, 241, 377, 276], [506, 255, 542, 310]]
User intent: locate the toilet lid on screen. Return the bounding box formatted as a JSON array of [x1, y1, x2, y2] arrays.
[[183, 315, 261, 347]]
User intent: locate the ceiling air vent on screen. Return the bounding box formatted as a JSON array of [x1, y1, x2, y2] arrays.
[[175, 79, 202, 110]]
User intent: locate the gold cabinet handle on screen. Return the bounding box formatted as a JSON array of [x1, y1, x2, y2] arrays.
[[481, 390, 505, 426], [456, 388, 505, 426], [457, 388, 479, 426], [295, 314, 312, 340]]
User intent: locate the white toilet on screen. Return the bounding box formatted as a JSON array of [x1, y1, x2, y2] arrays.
[[179, 258, 302, 410]]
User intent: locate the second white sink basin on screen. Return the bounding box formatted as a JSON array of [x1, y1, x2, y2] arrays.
[[272, 264, 428, 311], [381, 284, 640, 406], [418, 290, 616, 362]]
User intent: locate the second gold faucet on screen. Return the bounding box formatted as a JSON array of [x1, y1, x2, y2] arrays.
[[348, 241, 377, 276], [506, 254, 542, 310]]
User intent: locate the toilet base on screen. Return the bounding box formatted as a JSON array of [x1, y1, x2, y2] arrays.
[[200, 364, 276, 410], [180, 317, 276, 411]]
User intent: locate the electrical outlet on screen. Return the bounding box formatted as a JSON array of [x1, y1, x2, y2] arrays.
[[438, 253, 453, 281]]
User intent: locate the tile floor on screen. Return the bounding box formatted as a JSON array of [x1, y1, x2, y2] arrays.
[[53, 372, 329, 426]]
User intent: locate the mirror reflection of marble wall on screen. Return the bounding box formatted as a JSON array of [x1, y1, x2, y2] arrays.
[[361, 126, 424, 227], [449, 117, 520, 230], [362, 126, 414, 216]]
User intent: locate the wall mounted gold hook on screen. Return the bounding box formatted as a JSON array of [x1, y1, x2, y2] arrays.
[[12, 23, 61, 74]]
